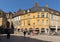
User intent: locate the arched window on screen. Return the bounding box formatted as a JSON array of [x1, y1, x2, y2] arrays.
[[41, 28, 45, 32], [51, 14, 53, 20]]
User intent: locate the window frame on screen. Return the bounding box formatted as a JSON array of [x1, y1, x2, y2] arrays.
[[42, 13, 44, 18]]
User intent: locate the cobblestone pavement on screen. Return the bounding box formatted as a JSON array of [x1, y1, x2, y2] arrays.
[[27, 35, 60, 42], [0, 34, 51, 42], [0, 32, 60, 42], [15, 33, 60, 42]]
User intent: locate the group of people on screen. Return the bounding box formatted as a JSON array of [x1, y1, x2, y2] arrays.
[[23, 30, 35, 37]]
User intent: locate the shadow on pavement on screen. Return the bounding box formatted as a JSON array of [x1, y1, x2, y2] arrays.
[[0, 35, 52, 42]]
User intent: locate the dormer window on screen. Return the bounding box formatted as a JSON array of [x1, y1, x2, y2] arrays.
[[24, 11, 25, 14], [42, 9, 44, 11], [27, 10, 30, 12]]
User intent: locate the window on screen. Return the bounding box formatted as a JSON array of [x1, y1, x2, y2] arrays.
[[15, 18, 16, 21], [56, 16, 58, 21], [19, 16, 21, 20], [37, 20, 40, 25], [38, 13, 40, 18], [18, 21, 20, 25], [46, 13, 48, 18], [17, 17, 18, 20], [29, 28, 33, 32], [24, 21, 25, 26], [41, 28, 45, 31], [42, 20, 44, 25], [33, 16, 35, 18], [41, 28, 45, 33], [28, 20, 30, 25], [46, 20, 48, 25], [51, 14, 53, 20], [56, 16, 58, 25], [28, 14, 30, 19], [21, 21, 24, 26], [33, 23, 35, 25], [42, 13, 44, 18], [20, 21, 21, 25]]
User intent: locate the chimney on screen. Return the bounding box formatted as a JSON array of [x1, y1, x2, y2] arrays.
[[34, 2, 38, 8]]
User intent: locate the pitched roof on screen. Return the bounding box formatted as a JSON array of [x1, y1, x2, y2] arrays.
[[25, 6, 60, 16], [13, 2, 60, 16], [13, 9, 24, 17]]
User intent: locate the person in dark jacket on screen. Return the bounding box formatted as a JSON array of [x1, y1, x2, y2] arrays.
[[23, 30, 26, 37], [6, 21, 10, 39]]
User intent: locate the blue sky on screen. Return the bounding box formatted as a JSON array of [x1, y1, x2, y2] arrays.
[[0, 0, 60, 13]]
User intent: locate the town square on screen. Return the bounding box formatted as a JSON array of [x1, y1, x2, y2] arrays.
[[0, 0, 60, 42]]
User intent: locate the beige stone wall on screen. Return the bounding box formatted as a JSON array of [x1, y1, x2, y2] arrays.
[[0, 18, 2, 26], [58, 16, 60, 26], [20, 12, 49, 31]]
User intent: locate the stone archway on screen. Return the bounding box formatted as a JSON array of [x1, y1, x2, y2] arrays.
[[29, 28, 33, 32], [41, 28, 45, 34], [35, 28, 39, 34]]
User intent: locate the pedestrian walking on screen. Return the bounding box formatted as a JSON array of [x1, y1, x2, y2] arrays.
[[23, 30, 26, 37], [18, 29, 20, 32], [6, 21, 10, 39], [6, 28, 10, 39]]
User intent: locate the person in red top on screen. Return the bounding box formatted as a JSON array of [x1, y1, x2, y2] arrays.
[[32, 30, 35, 36]]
